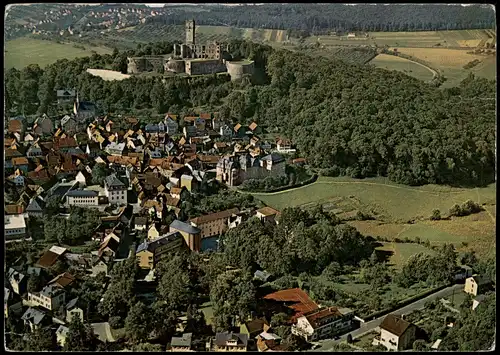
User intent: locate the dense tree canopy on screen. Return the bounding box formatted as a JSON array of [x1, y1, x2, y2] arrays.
[[147, 4, 495, 34]]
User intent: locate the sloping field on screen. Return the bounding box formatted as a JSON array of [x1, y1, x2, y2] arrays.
[[370, 53, 435, 81], [99, 24, 289, 46], [251, 176, 496, 222], [4, 37, 112, 69], [392, 47, 496, 87], [376, 242, 437, 269]]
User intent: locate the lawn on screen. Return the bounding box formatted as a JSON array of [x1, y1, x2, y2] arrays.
[[200, 301, 214, 325], [251, 176, 496, 222], [370, 53, 435, 81], [4, 37, 112, 69]]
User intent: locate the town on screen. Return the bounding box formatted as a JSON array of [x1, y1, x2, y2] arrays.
[[4, 3, 496, 353], [5, 91, 495, 352]]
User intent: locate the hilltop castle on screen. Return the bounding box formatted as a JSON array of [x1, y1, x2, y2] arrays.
[[127, 20, 254, 80]]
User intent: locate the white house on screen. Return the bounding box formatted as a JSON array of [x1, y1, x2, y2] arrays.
[[104, 174, 127, 205], [164, 116, 178, 135], [5, 214, 27, 240], [292, 307, 354, 342], [27, 284, 66, 311], [372, 314, 417, 351], [105, 142, 125, 156]]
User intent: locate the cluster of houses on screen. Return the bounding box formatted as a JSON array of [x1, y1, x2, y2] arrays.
[[3, 105, 305, 350]]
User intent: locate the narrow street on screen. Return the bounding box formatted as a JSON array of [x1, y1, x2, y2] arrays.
[[310, 283, 464, 352]]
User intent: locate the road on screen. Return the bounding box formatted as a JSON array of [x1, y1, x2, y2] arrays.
[[310, 283, 463, 352]]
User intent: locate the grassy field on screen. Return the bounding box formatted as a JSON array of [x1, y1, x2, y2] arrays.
[[370, 53, 435, 81], [4, 37, 112, 69], [388, 47, 496, 87], [250, 176, 495, 257], [200, 301, 214, 325], [308, 29, 494, 48], [251, 176, 496, 222]]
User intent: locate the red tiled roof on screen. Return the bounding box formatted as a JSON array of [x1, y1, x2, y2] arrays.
[[263, 288, 319, 322], [199, 113, 211, 120], [5, 204, 25, 215], [12, 157, 29, 166], [36, 251, 60, 269], [189, 208, 239, 225], [304, 307, 342, 329], [49, 272, 76, 289]]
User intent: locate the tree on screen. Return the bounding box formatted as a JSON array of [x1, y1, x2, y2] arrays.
[[430, 209, 441, 220], [125, 301, 153, 344], [449, 204, 462, 217], [64, 317, 98, 351], [413, 339, 427, 351], [156, 254, 193, 311], [210, 270, 256, 331], [27, 273, 45, 293], [91, 163, 111, 186], [346, 334, 353, 344], [23, 327, 55, 351]]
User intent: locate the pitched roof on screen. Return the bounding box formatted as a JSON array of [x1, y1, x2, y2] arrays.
[[189, 208, 239, 225], [263, 288, 318, 321], [379, 314, 413, 337], [171, 333, 193, 347], [22, 307, 46, 324], [12, 157, 29, 166], [170, 220, 201, 235], [262, 153, 285, 164], [67, 190, 98, 197], [136, 231, 183, 254], [303, 307, 342, 329], [257, 206, 280, 217], [36, 250, 61, 269], [49, 272, 76, 289], [243, 318, 269, 336], [234, 123, 242, 132], [66, 297, 80, 310], [215, 332, 248, 347], [105, 174, 125, 188], [471, 274, 492, 286], [249, 122, 258, 131]]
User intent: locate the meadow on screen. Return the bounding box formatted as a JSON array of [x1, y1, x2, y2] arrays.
[[4, 37, 112, 69], [388, 47, 497, 87], [250, 176, 496, 257]]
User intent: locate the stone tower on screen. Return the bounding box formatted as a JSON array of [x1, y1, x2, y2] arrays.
[[185, 19, 195, 45]]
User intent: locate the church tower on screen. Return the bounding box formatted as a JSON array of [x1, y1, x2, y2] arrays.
[[185, 19, 195, 45]]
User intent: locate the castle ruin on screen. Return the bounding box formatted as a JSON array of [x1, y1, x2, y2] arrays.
[[127, 20, 254, 80]]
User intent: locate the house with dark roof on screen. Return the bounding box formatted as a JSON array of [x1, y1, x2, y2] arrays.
[[292, 306, 354, 342], [26, 197, 45, 217], [169, 220, 202, 252], [27, 284, 66, 311], [66, 189, 99, 207], [208, 332, 249, 352], [7, 268, 27, 295], [5, 287, 23, 319], [169, 332, 193, 351], [104, 174, 128, 205], [22, 307, 50, 332], [255, 206, 280, 225], [48, 272, 76, 290], [372, 314, 417, 351], [65, 297, 84, 323], [135, 231, 187, 269]]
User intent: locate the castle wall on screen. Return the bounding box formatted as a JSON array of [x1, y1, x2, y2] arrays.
[[185, 60, 227, 76], [226, 61, 255, 81]]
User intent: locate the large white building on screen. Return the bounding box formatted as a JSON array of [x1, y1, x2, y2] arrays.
[[27, 285, 66, 311], [5, 214, 27, 240], [66, 190, 99, 207], [104, 174, 128, 205]]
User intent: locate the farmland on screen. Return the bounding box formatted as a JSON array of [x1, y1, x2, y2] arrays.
[[4, 37, 112, 69], [249, 176, 496, 257], [370, 53, 435, 81], [307, 29, 495, 48], [387, 47, 497, 87]]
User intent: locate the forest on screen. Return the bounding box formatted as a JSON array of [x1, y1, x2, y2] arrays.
[[149, 4, 495, 35], [4, 39, 495, 188]]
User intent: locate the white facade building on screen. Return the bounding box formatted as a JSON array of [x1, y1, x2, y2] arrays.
[[66, 190, 99, 207], [5, 214, 27, 239], [104, 174, 127, 205]]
